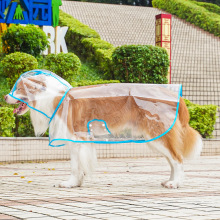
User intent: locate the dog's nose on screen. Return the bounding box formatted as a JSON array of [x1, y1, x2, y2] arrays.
[[4, 95, 7, 101]]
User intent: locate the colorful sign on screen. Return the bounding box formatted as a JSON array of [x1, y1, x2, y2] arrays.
[[0, 0, 62, 27], [155, 14, 172, 83]]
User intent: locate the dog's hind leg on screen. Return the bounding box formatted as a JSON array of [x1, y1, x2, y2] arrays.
[[148, 140, 184, 189], [161, 156, 184, 189]]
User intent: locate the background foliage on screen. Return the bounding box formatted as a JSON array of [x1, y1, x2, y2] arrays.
[[1, 52, 38, 88], [112, 45, 169, 83], [1, 24, 49, 57], [184, 99, 218, 138], [0, 107, 15, 137], [152, 0, 220, 37], [44, 52, 81, 82], [59, 10, 100, 56]]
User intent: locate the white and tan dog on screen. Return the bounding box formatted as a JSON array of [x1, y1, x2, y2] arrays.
[[5, 72, 202, 189]]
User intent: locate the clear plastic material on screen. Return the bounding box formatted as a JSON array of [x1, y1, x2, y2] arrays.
[[10, 70, 182, 147], [10, 69, 72, 119]]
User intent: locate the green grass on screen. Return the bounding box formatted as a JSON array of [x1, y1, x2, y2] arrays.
[[75, 61, 103, 82]]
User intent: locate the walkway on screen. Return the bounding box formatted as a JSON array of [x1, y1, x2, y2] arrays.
[[0, 156, 220, 219]]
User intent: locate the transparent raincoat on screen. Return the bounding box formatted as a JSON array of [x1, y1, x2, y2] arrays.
[[9, 70, 182, 147]]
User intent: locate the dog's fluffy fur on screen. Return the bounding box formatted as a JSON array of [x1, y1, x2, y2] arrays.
[[5, 74, 203, 189]]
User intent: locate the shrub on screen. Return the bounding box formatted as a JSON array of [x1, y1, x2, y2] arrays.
[[81, 38, 114, 78], [112, 45, 169, 84], [44, 52, 81, 82], [59, 10, 100, 55], [59, 11, 114, 78], [192, 0, 220, 7], [1, 24, 49, 57], [184, 99, 218, 138], [0, 76, 10, 107], [71, 79, 120, 87], [14, 113, 35, 137], [0, 107, 15, 137], [81, 38, 114, 60], [152, 0, 220, 37], [95, 49, 114, 79], [191, 1, 220, 14], [76, 62, 102, 81], [1, 52, 38, 88]]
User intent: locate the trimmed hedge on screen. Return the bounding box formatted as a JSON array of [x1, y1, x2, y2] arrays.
[[14, 113, 35, 137], [81, 38, 114, 60], [59, 10, 114, 78], [193, 0, 220, 7], [184, 99, 218, 138], [71, 79, 120, 87], [81, 38, 114, 78], [1, 24, 49, 57], [192, 1, 220, 14], [59, 10, 100, 55], [112, 45, 169, 84], [44, 52, 81, 82], [152, 0, 220, 37], [1, 52, 38, 88], [0, 107, 15, 137]]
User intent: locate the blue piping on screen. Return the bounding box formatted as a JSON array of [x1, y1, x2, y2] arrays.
[[49, 87, 72, 124], [87, 119, 111, 135], [8, 93, 51, 119]]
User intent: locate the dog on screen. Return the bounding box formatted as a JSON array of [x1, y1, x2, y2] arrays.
[[5, 70, 202, 189]]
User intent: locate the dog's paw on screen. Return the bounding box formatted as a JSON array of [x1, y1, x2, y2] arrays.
[[58, 181, 79, 188], [161, 180, 180, 189]]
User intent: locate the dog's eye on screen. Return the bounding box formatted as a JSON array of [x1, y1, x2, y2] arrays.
[[17, 88, 21, 91]]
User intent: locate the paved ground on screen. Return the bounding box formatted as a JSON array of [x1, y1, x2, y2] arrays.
[[0, 156, 220, 219]]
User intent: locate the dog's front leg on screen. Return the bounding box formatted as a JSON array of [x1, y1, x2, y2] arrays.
[[59, 143, 84, 188]]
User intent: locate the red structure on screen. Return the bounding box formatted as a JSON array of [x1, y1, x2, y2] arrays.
[[155, 14, 172, 83]]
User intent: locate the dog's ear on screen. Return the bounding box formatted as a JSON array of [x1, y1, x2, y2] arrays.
[[28, 76, 46, 91], [23, 76, 47, 94]]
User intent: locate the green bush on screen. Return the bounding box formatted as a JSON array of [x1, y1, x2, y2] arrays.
[[81, 38, 114, 60], [193, 0, 220, 7], [0, 107, 15, 137], [0, 76, 10, 107], [1, 24, 49, 57], [71, 79, 120, 87], [81, 38, 114, 78], [44, 52, 81, 82], [95, 49, 114, 79], [76, 62, 102, 81], [112, 45, 169, 84], [14, 113, 35, 137], [184, 99, 218, 138], [152, 0, 220, 37], [59, 10, 100, 55], [191, 1, 220, 14], [1, 52, 38, 88]]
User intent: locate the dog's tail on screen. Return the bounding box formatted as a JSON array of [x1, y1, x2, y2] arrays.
[[79, 144, 97, 176], [178, 98, 203, 159]]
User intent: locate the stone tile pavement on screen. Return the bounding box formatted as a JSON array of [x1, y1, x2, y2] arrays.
[[0, 156, 220, 219]]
